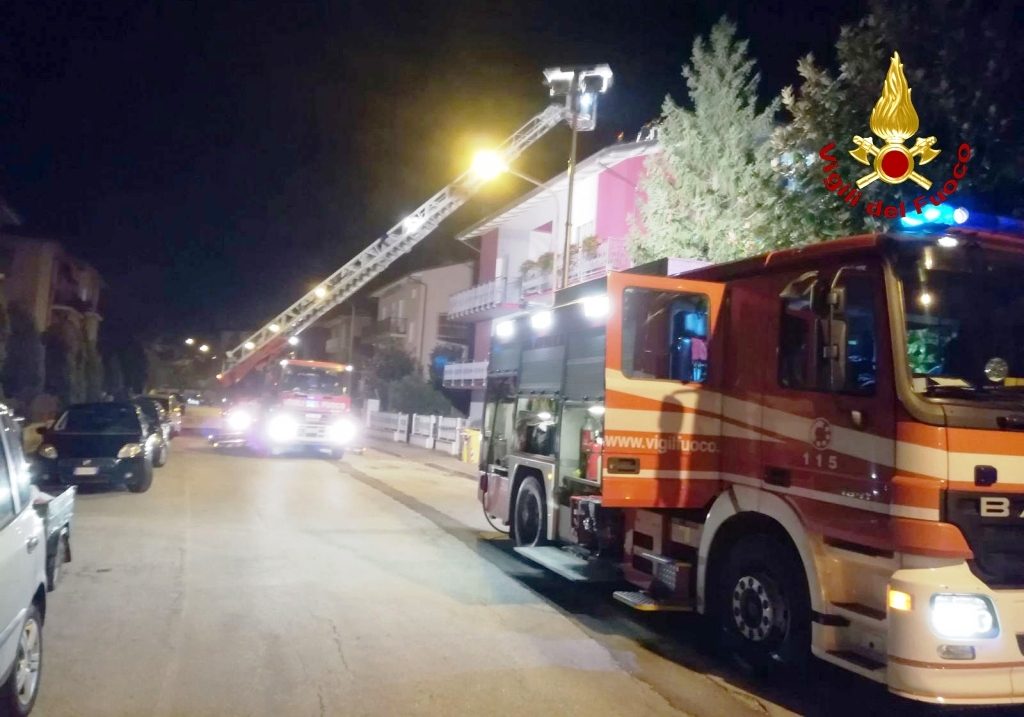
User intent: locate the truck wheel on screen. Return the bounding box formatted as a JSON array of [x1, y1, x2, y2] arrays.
[[512, 475, 546, 547], [128, 463, 154, 494], [714, 534, 810, 675], [0, 604, 42, 716]]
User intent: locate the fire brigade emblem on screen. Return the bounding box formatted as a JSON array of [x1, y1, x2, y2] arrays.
[[850, 52, 940, 190], [811, 418, 832, 450]]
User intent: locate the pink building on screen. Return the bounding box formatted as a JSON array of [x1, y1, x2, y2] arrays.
[[443, 140, 657, 421]]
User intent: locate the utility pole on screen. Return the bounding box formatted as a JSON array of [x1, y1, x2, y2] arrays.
[[561, 73, 580, 291]]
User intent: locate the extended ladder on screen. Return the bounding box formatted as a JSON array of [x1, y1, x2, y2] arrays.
[[220, 103, 567, 384]]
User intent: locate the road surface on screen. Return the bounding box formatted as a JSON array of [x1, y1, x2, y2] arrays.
[[33, 437, 1014, 716]]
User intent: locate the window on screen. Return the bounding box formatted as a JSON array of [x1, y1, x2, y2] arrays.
[[2, 416, 30, 509], [837, 272, 878, 394], [779, 273, 826, 390], [515, 397, 558, 456], [778, 269, 877, 394], [622, 288, 709, 382], [0, 434, 13, 527]]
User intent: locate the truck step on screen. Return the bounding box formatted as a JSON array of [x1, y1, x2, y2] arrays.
[[613, 590, 694, 612], [513, 546, 620, 583]]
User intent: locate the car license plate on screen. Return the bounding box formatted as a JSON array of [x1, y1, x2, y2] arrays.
[[74, 466, 100, 476]]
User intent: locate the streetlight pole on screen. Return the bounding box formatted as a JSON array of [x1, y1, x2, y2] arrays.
[[561, 75, 580, 291]]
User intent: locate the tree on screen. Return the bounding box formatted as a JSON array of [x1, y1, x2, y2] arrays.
[[774, 0, 1024, 239], [366, 341, 417, 408], [386, 374, 456, 416], [43, 326, 80, 405], [428, 344, 464, 390], [629, 19, 786, 265], [1, 304, 43, 405], [105, 352, 125, 398], [82, 340, 104, 401]]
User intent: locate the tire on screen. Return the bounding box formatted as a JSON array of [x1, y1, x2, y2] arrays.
[[128, 462, 154, 494], [511, 475, 547, 547], [46, 531, 68, 592], [712, 534, 811, 675], [154, 443, 168, 468], [0, 604, 42, 716]]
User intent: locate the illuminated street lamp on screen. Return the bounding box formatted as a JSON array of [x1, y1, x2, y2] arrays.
[[543, 64, 613, 288], [199, 344, 210, 353], [287, 336, 300, 346], [185, 338, 195, 346]]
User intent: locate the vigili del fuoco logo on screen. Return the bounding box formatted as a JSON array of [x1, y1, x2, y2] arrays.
[[818, 52, 972, 219]]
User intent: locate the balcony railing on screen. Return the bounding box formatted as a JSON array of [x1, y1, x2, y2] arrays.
[[367, 317, 409, 338], [447, 277, 519, 317], [442, 360, 488, 388]]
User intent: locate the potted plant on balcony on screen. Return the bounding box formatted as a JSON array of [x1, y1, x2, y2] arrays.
[[535, 252, 554, 273], [519, 258, 538, 277], [581, 234, 602, 259]]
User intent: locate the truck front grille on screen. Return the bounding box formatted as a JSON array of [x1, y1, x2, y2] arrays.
[[945, 490, 1024, 588]]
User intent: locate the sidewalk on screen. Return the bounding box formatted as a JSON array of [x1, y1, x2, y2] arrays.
[[362, 437, 478, 479]]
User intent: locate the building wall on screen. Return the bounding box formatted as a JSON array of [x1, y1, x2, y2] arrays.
[[376, 262, 474, 377], [596, 154, 647, 270]]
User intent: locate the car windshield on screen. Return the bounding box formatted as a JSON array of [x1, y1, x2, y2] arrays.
[[895, 238, 1024, 401], [54, 404, 140, 433], [280, 366, 346, 395]]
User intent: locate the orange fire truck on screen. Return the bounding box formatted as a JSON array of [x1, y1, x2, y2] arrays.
[[479, 228, 1024, 705]]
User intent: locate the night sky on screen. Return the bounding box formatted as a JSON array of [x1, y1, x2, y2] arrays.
[[0, 0, 867, 341]]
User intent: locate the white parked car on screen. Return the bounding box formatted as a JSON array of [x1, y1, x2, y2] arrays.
[[0, 406, 50, 716]]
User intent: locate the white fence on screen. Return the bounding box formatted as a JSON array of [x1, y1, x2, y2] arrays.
[[366, 411, 410, 442], [365, 410, 466, 456]]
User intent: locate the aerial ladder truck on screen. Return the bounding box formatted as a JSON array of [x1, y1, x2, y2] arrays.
[[212, 65, 613, 456]]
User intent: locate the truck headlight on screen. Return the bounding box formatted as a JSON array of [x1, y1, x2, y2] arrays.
[[117, 443, 143, 459], [267, 414, 298, 442], [930, 593, 999, 639], [226, 409, 253, 431], [326, 418, 358, 445], [39, 444, 58, 459]]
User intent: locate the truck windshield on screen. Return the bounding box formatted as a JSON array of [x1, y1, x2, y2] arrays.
[[280, 366, 346, 395], [895, 239, 1024, 401]]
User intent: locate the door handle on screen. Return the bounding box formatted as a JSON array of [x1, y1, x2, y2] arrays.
[[764, 466, 791, 488], [26, 536, 39, 554], [607, 457, 640, 474]]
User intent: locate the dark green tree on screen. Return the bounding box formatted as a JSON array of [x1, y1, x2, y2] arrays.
[[105, 352, 125, 397], [774, 0, 1024, 239], [630, 19, 786, 264], [386, 374, 456, 416], [1, 304, 43, 405]]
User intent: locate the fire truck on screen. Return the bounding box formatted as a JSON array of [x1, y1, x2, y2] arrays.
[[213, 359, 357, 457], [478, 226, 1024, 705]]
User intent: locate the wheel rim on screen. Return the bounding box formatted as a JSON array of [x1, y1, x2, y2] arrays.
[[14, 617, 40, 708], [730, 573, 789, 644], [516, 487, 541, 544]]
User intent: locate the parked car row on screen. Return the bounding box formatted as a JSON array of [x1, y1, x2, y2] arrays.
[[33, 399, 176, 494]]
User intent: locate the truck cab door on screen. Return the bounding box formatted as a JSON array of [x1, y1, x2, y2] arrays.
[[764, 263, 896, 548], [603, 271, 726, 508]]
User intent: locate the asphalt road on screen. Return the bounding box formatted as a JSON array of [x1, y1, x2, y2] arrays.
[[31, 437, 1018, 717]]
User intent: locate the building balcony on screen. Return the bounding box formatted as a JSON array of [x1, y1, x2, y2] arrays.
[[437, 315, 472, 344], [367, 317, 409, 339], [447, 277, 521, 319], [442, 360, 488, 389]]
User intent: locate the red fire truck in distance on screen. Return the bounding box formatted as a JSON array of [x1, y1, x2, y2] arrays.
[[213, 359, 358, 457], [479, 228, 1024, 705]]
